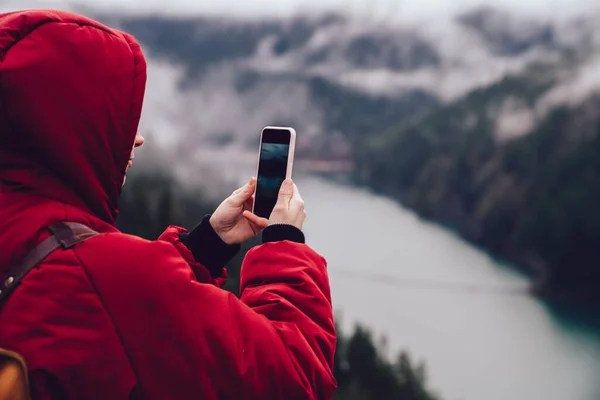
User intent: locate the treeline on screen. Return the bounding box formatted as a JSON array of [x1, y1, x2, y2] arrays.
[[354, 71, 600, 309], [117, 170, 441, 400]]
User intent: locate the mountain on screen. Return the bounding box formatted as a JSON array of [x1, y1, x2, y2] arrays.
[[354, 51, 600, 307], [90, 6, 600, 306], [97, 12, 441, 159], [88, 6, 596, 160], [456, 6, 558, 56]]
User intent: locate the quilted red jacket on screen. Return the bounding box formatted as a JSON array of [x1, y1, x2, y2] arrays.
[[0, 9, 336, 400]]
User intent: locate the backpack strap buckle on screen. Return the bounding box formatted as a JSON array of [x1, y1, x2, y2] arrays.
[[0, 222, 99, 305]]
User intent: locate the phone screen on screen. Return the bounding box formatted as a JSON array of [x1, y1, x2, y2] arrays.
[[254, 129, 291, 219]]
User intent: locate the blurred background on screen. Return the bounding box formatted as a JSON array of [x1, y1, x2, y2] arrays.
[[4, 0, 600, 399]]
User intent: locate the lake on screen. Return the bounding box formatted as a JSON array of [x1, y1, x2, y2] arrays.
[[294, 174, 600, 400]]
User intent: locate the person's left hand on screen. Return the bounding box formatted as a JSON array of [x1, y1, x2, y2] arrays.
[[210, 177, 269, 245]]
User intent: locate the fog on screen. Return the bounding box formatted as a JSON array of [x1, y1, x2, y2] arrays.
[[3, 0, 599, 189], [5, 0, 597, 22]]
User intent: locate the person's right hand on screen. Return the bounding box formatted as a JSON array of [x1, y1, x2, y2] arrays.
[[243, 178, 306, 230]]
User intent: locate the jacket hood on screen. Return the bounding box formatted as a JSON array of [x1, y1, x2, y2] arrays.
[[0, 10, 147, 225]]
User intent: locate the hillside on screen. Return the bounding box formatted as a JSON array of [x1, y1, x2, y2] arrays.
[[88, 6, 594, 160], [95, 6, 600, 306], [355, 60, 600, 306]]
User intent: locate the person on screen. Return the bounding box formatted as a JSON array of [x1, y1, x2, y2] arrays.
[[0, 9, 336, 400]]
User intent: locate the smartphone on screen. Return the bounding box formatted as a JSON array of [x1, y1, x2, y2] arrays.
[[252, 126, 296, 219]]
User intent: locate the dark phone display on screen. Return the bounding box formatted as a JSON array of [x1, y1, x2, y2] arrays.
[[254, 130, 291, 219]]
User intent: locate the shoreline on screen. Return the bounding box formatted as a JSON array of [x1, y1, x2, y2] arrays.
[[312, 168, 600, 315]]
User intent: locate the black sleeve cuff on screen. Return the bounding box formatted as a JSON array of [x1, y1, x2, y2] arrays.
[[179, 215, 241, 277], [262, 224, 305, 244]]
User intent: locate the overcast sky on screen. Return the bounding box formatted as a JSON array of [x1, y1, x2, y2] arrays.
[[5, 0, 599, 22]]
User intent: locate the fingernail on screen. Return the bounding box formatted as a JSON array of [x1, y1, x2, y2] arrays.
[[282, 179, 292, 188]]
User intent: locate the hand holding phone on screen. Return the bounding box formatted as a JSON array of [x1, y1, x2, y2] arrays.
[[243, 178, 306, 231], [267, 178, 306, 230], [210, 177, 269, 245]]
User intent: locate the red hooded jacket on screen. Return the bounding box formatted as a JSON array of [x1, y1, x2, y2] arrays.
[[0, 10, 336, 400]]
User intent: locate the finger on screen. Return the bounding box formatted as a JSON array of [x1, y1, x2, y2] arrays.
[[291, 183, 305, 209], [242, 210, 269, 228], [292, 183, 303, 202], [232, 184, 246, 196], [233, 177, 256, 193], [275, 178, 294, 208], [243, 195, 254, 212], [230, 178, 256, 206], [243, 210, 268, 227]]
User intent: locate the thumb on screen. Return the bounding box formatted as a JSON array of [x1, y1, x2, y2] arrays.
[[275, 179, 294, 208], [230, 178, 255, 205]]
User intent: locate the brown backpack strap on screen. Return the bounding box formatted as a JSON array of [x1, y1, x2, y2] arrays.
[[0, 222, 99, 306]]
